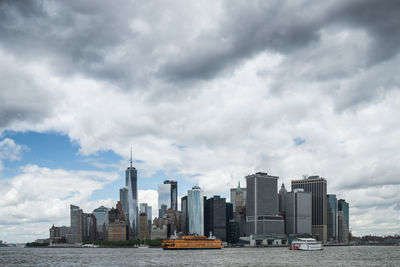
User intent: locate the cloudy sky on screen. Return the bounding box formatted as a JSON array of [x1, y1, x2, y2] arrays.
[[1, 0, 400, 242]]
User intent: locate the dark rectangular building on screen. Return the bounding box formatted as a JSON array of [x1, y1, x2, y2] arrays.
[[204, 196, 227, 241], [181, 196, 188, 234]]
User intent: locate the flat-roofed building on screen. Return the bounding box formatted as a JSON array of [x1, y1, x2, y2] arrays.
[[285, 189, 312, 235], [246, 172, 284, 236], [291, 176, 328, 243]]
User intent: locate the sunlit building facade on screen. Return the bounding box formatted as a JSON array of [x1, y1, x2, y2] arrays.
[[187, 186, 204, 235]]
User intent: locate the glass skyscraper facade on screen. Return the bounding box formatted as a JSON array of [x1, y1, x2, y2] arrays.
[[188, 186, 204, 235], [338, 199, 349, 231], [119, 187, 129, 225], [164, 180, 178, 210], [126, 166, 138, 237], [204, 195, 227, 241], [327, 194, 338, 242], [158, 183, 171, 218], [93, 205, 109, 240]]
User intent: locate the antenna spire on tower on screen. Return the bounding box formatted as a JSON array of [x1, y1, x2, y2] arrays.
[[130, 147, 133, 168]]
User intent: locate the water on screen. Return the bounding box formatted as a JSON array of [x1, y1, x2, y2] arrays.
[[0, 246, 399, 266]]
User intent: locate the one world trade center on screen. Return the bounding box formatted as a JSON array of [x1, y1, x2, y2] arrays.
[[126, 151, 138, 238]]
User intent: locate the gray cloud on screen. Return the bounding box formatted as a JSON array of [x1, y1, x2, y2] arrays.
[[330, 0, 400, 65], [1, 0, 398, 89]]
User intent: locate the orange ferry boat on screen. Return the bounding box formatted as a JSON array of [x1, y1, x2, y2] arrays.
[[162, 234, 223, 250]]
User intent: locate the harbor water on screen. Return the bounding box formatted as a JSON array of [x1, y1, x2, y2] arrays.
[[1, 246, 399, 266]]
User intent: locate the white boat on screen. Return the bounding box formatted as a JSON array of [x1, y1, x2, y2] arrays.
[[289, 238, 323, 251], [81, 244, 99, 248]]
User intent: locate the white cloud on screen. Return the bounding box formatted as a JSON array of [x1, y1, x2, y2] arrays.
[[138, 189, 158, 220], [0, 164, 119, 242], [0, 138, 24, 172]]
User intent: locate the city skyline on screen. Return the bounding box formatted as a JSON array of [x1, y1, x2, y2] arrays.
[[1, 0, 400, 243]]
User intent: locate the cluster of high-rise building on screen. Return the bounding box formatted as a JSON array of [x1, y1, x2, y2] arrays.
[[49, 158, 350, 245]]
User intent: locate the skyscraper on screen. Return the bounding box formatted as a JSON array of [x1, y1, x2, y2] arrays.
[[285, 189, 312, 235], [138, 213, 150, 240], [69, 204, 83, 243], [245, 172, 284, 236], [164, 180, 178, 210], [187, 186, 204, 235], [291, 176, 328, 243], [126, 152, 138, 238], [338, 210, 349, 243], [278, 183, 287, 214], [119, 187, 129, 224], [204, 195, 227, 241], [327, 194, 338, 242], [146, 206, 152, 232], [93, 206, 109, 241], [338, 199, 349, 243], [338, 199, 349, 231], [230, 183, 246, 213], [181, 196, 188, 234], [158, 183, 171, 218]]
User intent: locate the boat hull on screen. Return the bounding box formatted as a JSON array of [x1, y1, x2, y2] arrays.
[[162, 235, 223, 250]]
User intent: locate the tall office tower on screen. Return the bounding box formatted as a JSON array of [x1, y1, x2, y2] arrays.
[[291, 176, 328, 243], [69, 205, 83, 243], [285, 189, 312, 235], [226, 202, 233, 222], [93, 206, 109, 241], [226, 202, 234, 241], [187, 186, 204, 235], [82, 213, 97, 242], [230, 182, 247, 213], [278, 183, 287, 214], [246, 172, 285, 236], [119, 187, 129, 223], [126, 151, 138, 238], [327, 194, 338, 242], [138, 213, 150, 240], [164, 180, 178, 210], [158, 183, 172, 218], [204, 196, 227, 241], [338, 210, 349, 243], [146, 206, 152, 232], [338, 199, 349, 231], [181, 196, 188, 234]]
